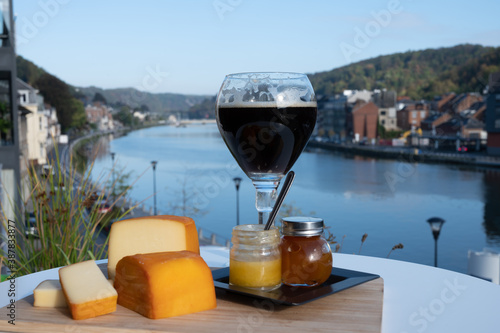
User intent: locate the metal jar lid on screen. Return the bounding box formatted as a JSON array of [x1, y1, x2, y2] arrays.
[[281, 216, 324, 236]]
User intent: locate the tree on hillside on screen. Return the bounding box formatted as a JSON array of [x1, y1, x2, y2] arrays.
[[16, 55, 46, 86], [70, 99, 86, 128], [114, 106, 138, 127], [34, 73, 84, 132], [188, 96, 216, 119], [92, 92, 107, 105], [309, 44, 499, 99]]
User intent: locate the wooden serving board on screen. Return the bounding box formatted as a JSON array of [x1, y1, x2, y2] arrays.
[[0, 268, 383, 333]]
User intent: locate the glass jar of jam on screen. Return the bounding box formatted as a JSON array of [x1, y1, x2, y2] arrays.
[[229, 224, 281, 291], [280, 216, 332, 287]]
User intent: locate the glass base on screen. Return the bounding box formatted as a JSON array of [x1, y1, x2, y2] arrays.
[[229, 282, 282, 291]]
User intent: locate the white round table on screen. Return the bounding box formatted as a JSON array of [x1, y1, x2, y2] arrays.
[[1, 247, 499, 333]]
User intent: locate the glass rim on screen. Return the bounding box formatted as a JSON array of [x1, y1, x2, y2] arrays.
[[232, 224, 279, 233], [225, 72, 308, 79]]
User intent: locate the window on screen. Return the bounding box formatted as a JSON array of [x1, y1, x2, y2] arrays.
[[0, 74, 13, 145], [0, 0, 11, 47], [412, 111, 417, 119], [420, 110, 426, 118], [39, 116, 43, 130], [380, 111, 386, 116]]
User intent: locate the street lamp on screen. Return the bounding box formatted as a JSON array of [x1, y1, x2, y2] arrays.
[[233, 177, 242, 226], [151, 161, 158, 215], [110, 152, 116, 199], [427, 217, 445, 267]]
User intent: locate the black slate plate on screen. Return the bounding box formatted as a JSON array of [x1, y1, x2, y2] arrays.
[[212, 267, 380, 306]]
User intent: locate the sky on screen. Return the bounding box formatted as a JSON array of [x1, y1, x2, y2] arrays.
[[12, 0, 500, 96]]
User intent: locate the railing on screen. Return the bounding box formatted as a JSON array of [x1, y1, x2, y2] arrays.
[[198, 227, 231, 248]]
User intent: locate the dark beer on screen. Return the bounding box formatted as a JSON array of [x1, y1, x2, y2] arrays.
[[216, 103, 317, 177]]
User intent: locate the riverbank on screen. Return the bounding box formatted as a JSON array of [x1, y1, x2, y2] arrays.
[[307, 141, 500, 169]]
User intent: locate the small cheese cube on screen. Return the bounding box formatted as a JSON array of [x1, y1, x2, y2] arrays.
[[59, 260, 117, 320], [114, 251, 216, 319], [33, 280, 67, 307], [107, 215, 200, 280]]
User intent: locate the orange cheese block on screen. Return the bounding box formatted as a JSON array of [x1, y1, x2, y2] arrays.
[[114, 251, 216, 319], [59, 260, 117, 320], [107, 215, 200, 280]]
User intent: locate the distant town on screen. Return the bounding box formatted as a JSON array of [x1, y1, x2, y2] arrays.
[[314, 72, 500, 157]]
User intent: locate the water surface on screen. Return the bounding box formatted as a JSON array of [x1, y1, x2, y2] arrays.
[[91, 125, 500, 273]]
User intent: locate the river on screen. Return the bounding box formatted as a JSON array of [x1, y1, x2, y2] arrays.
[[89, 124, 500, 274]]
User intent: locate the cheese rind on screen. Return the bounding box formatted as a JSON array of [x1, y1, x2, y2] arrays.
[[33, 280, 67, 307], [59, 260, 117, 320], [107, 215, 200, 280], [114, 251, 216, 319]]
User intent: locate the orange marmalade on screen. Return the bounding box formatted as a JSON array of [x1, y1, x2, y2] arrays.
[[280, 217, 332, 287]]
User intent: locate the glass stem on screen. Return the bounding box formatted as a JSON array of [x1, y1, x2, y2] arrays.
[[253, 179, 280, 224]]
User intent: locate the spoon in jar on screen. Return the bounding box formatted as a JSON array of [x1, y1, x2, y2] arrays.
[[264, 171, 295, 231]]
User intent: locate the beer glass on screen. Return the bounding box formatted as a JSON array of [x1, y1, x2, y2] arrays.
[[216, 72, 317, 224]]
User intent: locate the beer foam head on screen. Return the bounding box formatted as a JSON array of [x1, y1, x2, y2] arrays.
[[217, 72, 317, 108], [218, 100, 317, 108]]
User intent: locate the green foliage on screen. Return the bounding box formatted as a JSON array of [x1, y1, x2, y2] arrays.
[[92, 92, 107, 105], [70, 98, 86, 129], [114, 106, 139, 127], [309, 44, 500, 100], [0, 147, 133, 276], [16, 55, 46, 86], [34, 73, 85, 132], [188, 96, 216, 119]]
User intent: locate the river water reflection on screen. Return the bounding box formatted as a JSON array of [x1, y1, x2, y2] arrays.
[[91, 125, 500, 273]]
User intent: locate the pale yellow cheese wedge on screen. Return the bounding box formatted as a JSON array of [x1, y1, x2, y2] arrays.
[[107, 215, 200, 280], [33, 280, 67, 307], [33, 279, 114, 308], [59, 260, 117, 320]]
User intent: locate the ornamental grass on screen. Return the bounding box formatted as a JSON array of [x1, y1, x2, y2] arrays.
[[0, 146, 134, 277]]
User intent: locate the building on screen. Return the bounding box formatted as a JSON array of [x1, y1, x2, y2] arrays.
[[435, 92, 483, 114], [85, 102, 114, 131], [352, 101, 378, 142], [397, 102, 430, 131], [316, 94, 347, 140], [420, 112, 452, 135], [344, 89, 372, 104], [432, 93, 456, 113], [0, 0, 21, 267], [373, 90, 398, 131], [486, 72, 500, 155], [17, 79, 49, 165]]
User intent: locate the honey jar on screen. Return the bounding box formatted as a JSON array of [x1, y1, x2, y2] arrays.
[[280, 216, 332, 287], [229, 224, 281, 291]]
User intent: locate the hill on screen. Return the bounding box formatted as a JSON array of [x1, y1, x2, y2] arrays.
[[16, 55, 209, 114], [76, 86, 208, 113], [308, 44, 500, 100]]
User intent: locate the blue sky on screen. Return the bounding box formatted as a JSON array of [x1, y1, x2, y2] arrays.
[[13, 0, 500, 95]]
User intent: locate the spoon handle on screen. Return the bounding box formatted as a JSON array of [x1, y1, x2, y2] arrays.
[[264, 171, 295, 230]]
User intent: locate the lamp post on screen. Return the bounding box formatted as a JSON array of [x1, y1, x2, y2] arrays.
[[233, 177, 242, 226], [110, 152, 115, 200], [427, 217, 445, 267], [151, 161, 158, 215]]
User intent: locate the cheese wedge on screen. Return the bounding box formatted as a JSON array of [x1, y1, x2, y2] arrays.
[[59, 260, 117, 320], [107, 215, 200, 280], [33, 280, 67, 307], [114, 251, 216, 319], [33, 279, 114, 308]]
